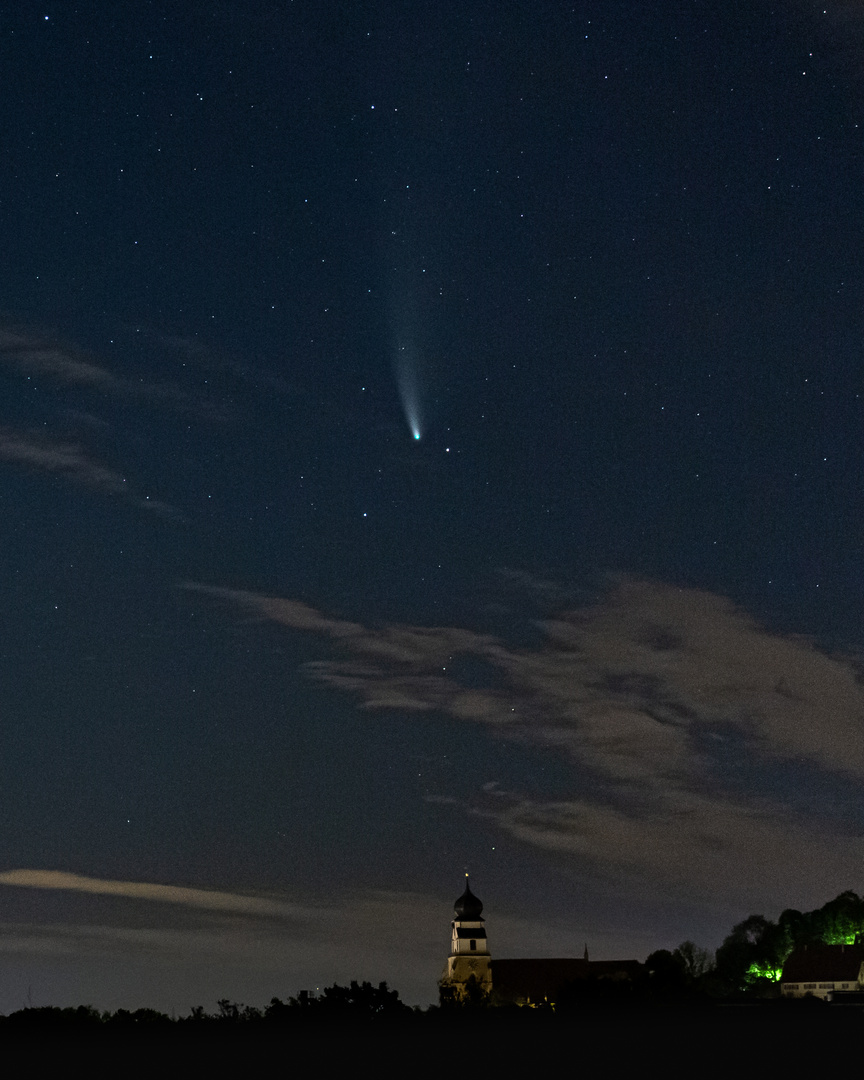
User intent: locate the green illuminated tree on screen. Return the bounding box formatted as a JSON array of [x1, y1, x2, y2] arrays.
[[811, 891, 864, 945], [715, 915, 789, 991]]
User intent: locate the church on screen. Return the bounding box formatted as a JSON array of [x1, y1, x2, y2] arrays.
[[440, 878, 642, 1005]]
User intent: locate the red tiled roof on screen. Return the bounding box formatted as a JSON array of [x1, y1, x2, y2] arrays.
[[781, 944, 864, 983]]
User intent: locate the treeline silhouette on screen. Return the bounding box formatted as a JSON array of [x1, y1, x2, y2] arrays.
[[3, 889, 862, 1036], [0, 982, 417, 1034]]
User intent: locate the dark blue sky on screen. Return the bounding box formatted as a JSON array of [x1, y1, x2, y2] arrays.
[[1, 0, 863, 1011]]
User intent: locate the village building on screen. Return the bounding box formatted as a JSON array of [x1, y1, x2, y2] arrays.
[[492, 956, 643, 1005], [780, 943, 864, 1001], [440, 878, 641, 1005], [440, 877, 492, 997]]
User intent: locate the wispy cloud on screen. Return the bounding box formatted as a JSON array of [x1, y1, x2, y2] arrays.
[[190, 578, 864, 908], [0, 870, 302, 918], [0, 428, 128, 492], [0, 427, 170, 512], [0, 329, 117, 387], [0, 323, 182, 511], [0, 322, 215, 414]]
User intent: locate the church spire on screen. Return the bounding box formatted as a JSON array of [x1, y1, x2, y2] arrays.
[[440, 875, 492, 999]]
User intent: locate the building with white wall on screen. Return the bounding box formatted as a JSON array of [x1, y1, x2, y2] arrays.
[[440, 877, 492, 998], [780, 943, 864, 1000], [440, 879, 640, 1005]]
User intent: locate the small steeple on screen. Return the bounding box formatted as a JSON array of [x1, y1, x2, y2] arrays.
[[440, 874, 492, 998]]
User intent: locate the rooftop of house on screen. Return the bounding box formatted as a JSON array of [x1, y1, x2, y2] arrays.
[[781, 943, 864, 983]]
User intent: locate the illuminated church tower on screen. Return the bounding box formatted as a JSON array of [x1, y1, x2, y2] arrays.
[[440, 876, 492, 997]]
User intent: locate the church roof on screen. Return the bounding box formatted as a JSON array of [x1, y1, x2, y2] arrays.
[[491, 958, 642, 1002]]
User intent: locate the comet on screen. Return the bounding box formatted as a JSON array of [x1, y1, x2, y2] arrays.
[[396, 341, 424, 441]]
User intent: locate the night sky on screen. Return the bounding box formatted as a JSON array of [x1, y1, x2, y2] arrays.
[[1, 0, 864, 1012]]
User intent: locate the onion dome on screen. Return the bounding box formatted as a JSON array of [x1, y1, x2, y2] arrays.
[[454, 878, 484, 920]]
